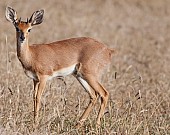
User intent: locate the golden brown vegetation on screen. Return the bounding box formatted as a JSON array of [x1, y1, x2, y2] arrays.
[[0, 0, 170, 134]]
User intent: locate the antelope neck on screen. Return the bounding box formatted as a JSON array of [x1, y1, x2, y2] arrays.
[[16, 33, 30, 60]]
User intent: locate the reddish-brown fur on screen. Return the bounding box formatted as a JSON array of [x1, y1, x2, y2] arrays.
[[6, 7, 115, 128], [28, 38, 113, 77]]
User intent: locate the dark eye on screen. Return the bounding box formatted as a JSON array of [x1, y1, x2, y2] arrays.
[[16, 27, 20, 32], [28, 29, 31, 32]]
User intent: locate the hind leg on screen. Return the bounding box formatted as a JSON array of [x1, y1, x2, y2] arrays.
[[84, 75, 109, 126], [74, 63, 109, 126], [75, 76, 99, 128]]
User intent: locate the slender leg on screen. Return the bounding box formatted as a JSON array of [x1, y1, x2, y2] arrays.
[[85, 75, 109, 126], [33, 80, 39, 123], [34, 76, 47, 125], [75, 76, 99, 128], [96, 83, 109, 125]]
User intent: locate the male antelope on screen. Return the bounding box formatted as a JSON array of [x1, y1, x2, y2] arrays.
[[6, 7, 115, 128]]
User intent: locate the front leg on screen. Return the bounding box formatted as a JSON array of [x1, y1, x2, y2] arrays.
[[33, 80, 39, 123], [33, 76, 47, 127]]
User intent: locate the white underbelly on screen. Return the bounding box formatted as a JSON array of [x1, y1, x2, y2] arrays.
[[48, 64, 76, 80], [24, 64, 77, 81]]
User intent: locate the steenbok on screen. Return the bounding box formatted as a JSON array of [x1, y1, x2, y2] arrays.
[[6, 6, 115, 128]]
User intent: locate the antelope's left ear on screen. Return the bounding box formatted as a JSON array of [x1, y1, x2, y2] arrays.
[[29, 9, 44, 26], [5, 6, 18, 25]]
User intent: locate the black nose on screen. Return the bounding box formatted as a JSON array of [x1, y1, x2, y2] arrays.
[[20, 33, 25, 41]]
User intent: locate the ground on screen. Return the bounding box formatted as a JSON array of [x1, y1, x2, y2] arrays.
[[0, 0, 170, 134]]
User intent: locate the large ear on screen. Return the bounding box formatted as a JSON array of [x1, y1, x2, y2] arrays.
[[29, 10, 44, 26], [5, 6, 18, 24]]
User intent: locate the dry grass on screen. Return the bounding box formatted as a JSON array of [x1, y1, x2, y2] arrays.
[[0, 0, 170, 134]]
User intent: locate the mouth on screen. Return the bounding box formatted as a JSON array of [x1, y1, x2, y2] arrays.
[[19, 37, 25, 42], [19, 39, 25, 43]]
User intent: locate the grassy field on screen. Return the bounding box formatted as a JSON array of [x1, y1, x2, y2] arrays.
[[0, 0, 170, 134]]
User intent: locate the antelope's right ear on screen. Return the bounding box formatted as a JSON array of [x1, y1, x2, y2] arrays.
[[5, 6, 18, 24]]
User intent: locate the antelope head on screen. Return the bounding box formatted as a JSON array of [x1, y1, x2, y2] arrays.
[[5, 6, 44, 43]]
